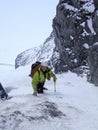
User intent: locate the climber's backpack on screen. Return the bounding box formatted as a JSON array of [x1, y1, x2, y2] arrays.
[[29, 61, 41, 77]]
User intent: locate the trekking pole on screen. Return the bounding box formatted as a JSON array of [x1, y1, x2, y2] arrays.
[[54, 81, 56, 92]]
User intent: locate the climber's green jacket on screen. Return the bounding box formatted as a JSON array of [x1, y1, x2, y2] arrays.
[[32, 68, 56, 92]]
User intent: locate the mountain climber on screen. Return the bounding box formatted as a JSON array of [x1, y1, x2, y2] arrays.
[[31, 61, 57, 96]]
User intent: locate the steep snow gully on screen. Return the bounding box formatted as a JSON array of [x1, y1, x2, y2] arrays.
[[0, 65, 98, 130]]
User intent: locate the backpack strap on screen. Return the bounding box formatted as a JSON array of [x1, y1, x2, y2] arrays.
[[30, 64, 41, 77]]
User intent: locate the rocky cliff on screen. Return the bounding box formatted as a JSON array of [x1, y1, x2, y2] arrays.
[[51, 0, 98, 85]]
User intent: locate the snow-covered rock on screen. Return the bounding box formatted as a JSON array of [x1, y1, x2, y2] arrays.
[[52, 0, 98, 84]]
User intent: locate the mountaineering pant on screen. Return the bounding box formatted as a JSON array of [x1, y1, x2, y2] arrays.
[[37, 82, 45, 93]]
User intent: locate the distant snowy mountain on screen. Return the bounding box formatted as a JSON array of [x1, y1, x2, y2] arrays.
[[15, 32, 55, 68]]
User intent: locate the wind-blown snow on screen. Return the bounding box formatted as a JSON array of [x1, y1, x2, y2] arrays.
[[0, 65, 98, 130]]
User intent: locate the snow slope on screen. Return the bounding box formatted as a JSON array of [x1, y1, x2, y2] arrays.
[[0, 65, 98, 130]]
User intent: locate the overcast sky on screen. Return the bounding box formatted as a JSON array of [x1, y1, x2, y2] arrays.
[[0, 0, 59, 64]]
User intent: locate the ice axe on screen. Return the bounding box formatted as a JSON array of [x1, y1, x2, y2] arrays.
[[54, 81, 56, 92]]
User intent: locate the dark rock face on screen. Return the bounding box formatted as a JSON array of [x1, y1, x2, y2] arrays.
[[52, 0, 98, 85], [94, 0, 98, 10]]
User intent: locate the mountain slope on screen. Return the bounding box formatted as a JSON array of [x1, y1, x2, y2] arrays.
[[0, 65, 98, 130], [15, 32, 55, 68]]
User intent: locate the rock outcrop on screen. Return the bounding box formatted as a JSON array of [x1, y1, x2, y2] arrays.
[[52, 0, 98, 85]]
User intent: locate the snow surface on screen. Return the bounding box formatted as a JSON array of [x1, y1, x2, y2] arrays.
[[0, 65, 98, 130]]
